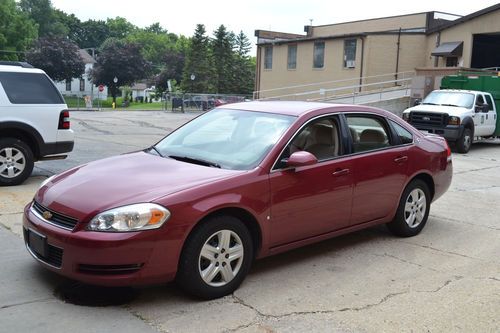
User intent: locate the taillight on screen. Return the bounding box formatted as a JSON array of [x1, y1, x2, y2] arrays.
[[58, 110, 70, 129], [445, 140, 452, 163]]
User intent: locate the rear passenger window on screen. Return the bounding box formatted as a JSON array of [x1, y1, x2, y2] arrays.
[[390, 120, 413, 144], [0, 72, 64, 104], [346, 116, 390, 153]]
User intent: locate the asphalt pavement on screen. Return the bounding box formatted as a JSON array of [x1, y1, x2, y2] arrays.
[[0, 111, 499, 333]]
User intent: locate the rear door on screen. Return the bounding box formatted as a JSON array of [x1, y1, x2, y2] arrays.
[[344, 114, 410, 225], [483, 94, 497, 135]]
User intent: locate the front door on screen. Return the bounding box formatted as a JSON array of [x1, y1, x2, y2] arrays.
[[269, 116, 354, 247]]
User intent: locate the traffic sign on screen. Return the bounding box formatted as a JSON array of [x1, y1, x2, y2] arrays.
[[98, 84, 104, 92]]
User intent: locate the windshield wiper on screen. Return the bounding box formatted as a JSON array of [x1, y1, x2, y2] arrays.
[[168, 155, 221, 168], [440, 103, 460, 107], [146, 146, 163, 157], [421, 102, 438, 105]]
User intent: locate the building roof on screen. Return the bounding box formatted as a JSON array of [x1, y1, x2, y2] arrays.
[[427, 3, 500, 33], [78, 49, 96, 64], [431, 41, 463, 56], [131, 83, 148, 90]]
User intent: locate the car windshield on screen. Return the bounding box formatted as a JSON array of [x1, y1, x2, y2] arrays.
[[422, 91, 474, 108], [154, 108, 295, 170]]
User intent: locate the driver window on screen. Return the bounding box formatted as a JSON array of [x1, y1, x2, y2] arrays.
[[276, 117, 340, 169], [476, 95, 484, 106]]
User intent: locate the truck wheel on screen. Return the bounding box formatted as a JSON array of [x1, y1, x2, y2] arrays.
[[176, 215, 253, 299], [456, 128, 472, 154], [0, 138, 34, 186]]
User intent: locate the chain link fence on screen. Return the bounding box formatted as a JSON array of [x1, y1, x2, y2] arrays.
[[167, 93, 250, 112]]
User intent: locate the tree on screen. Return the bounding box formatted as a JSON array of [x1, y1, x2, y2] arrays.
[[126, 28, 174, 69], [155, 50, 185, 93], [26, 37, 85, 81], [106, 17, 136, 39], [90, 38, 150, 103], [19, 0, 67, 37], [0, 0, 38, 61], [211, 25, 235, 94], [145, 22, 167, 35], [181, 24, 214, 93], [232, 31, 255, 95], [77, 20, 109, 49]]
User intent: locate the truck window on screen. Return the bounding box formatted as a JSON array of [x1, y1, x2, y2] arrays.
[[0, 72, 64, 104], [485, 95, 494, 111], [475, 95, 485, 106]]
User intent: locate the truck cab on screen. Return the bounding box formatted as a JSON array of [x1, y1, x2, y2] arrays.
[[402, 89, 497, 153]]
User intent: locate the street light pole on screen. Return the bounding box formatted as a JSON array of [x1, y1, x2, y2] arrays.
[[190, 74, 195, 94]]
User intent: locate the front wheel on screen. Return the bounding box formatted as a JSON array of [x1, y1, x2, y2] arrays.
[[0, 138, 34, 186], [387, 179, 431, 237], [456, 128, 472, 153], [176, 216, 254, 299]]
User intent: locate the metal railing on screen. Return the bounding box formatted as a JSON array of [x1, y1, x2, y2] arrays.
[[253, 71, 415, 102], [168, 93, 250, 112]]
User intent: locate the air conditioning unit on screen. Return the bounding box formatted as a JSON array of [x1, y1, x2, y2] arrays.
[[346, 60, 355, 68]]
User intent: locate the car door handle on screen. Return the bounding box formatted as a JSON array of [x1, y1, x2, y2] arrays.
[[394, 156, 408, 163], [332, 168, 350, 176]]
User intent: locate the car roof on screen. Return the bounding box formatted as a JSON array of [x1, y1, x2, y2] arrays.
[[220, 101, 385, 117], [0, 65, 46, 74], [437, 89, 489, 95]]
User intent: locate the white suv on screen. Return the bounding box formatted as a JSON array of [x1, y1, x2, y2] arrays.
[[0, 62, 74, 186]]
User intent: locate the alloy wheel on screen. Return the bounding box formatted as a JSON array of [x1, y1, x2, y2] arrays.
[[404, 188, 427, 228], [0, 147, 26, 179]]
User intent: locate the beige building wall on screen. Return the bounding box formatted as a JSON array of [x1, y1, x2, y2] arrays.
[[425, 10, 500, 67], [312, 13, 427, 37], [257, 38, 363, 100]]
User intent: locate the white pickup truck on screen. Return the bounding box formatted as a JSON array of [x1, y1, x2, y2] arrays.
[[402, 89, 498, 153]]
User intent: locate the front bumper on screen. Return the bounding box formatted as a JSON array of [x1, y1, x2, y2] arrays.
[[410, 123, 465, 142], [23, 202, 182, 286]]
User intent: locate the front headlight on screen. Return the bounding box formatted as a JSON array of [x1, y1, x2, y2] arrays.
[[402, 112, 410, 121], [448, 116, 460, 126], [87, 203, 170, 232]]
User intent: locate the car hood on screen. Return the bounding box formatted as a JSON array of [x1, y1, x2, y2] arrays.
[[405, 104, 469, 114], [35, 152, 241, 220]]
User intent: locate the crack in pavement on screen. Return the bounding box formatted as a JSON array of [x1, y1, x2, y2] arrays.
[[229, 276, 463, 330], [0, 211, 23, 217], [372, 252, 441, 272], [455, 165, 500, 175], [0, 297, 53, 310], [429, 214, 500, 231], [77, 120, 114, 135], [398, 241, 485, 261], [123, 305, 167, 333]]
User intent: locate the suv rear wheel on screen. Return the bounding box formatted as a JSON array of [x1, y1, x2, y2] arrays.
[[0, 138, 34, 186]]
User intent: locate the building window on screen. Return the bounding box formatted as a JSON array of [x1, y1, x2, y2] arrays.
[[264, 46, 273, 70], [446, 57, 458, 67], [79, 78, 85, 91], [287, 44, 297, 70], [313, 41, 325, 68], [343, 39, 357, 68], [65, 80, 71, 91]]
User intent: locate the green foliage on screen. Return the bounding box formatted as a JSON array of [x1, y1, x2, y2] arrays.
[[232, 31, 255, 95], [91, 38, 150, 102], [0, 0, 38, 61], [212, 25, 235, 93], [106, 17, 136, 39], [26, 36, 85, 81], [77, 20, 109, 49], [125, 29, 173, 69], [181, 24, 214, 93], [19, 0, 67, 37]]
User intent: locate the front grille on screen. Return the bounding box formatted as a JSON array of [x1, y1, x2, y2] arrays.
[[24, 228, 64, 268], [78, 264, 143, 275], [32, 201, 78, 230], [410, 112, 448, 127]]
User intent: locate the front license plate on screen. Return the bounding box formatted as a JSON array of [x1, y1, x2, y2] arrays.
[[29, 230, 47, 258]]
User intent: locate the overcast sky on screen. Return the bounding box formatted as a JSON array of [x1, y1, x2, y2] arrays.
[[51, 0, 499, 52]]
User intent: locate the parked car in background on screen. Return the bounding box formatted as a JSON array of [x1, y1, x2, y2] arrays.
[[0, 62, 74, 186], [23, 101, 452, 299]]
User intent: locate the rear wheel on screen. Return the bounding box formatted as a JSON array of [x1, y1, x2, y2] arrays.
[[387, 179, 431, 237], [456, 128, 472, 153], [0, 138, 34, 186], [176, 216, 253, 299]]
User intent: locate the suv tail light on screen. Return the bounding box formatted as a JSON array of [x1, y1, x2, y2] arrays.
[[58, 110, 70, 129], [445, 140, 452, 163]]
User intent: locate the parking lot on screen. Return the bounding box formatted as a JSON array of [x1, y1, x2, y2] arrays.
[[1, 110, 499, 333]]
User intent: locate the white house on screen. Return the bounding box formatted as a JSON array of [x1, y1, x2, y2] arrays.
[[54, 49, 108, 102]]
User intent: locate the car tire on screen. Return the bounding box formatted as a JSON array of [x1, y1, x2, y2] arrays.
[[456, 128, 472, 153], [0, 138, 34, 186], [176, 215, 254, 299], [386, 179, 431, 237]]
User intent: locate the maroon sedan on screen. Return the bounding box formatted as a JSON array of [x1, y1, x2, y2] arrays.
[[23, 102, 452, 299]]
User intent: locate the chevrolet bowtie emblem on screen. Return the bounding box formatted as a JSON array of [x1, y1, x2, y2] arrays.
[[42, 211, 53, 220]]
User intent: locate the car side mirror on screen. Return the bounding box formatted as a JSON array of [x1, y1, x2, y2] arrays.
[[474, 105, 482, 113], [413, 99, 421, 106], [286, 151, 318, 168], [482, 104, 489, 113]]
